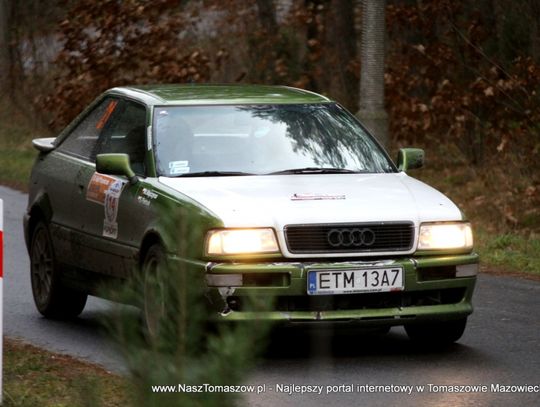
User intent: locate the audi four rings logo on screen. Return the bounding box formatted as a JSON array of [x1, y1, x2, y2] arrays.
[[327, 228, 376, 247]]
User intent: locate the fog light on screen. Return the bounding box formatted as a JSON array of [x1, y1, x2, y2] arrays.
[[206, 274, 243, 287], [456, 264, 478, 277]]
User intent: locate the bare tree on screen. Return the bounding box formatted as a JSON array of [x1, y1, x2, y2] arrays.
[[357, 0, 388, 148]]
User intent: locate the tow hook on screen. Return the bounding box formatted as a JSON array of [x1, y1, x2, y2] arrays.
[[218, 287, 236, 316]]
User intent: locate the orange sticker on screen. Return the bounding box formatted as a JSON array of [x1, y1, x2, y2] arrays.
[[86, 173, 117, 204], [96, 100, 118, 130]]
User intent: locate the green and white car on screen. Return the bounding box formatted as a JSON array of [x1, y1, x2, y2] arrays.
[[24, 84, 478, 343]]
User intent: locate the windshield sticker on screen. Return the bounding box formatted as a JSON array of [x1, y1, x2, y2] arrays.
[[169, 160, 189, 168], [86, 173, 117, 204], [291, 193, 346, 201], [102, 179, 125, 239], [96, 100, 118, 130], [170, 166, 190, 175], [169, 161, 190, 175]]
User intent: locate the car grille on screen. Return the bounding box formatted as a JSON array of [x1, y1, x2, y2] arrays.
[[284, 222, 414, 254]]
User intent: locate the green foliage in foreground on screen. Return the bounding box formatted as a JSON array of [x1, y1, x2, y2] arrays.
[[102, 207, 273, 407], [4, 206, 273, 407]]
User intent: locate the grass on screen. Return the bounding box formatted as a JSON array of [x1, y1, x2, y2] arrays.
[[476, 230, 540, 275], [0, 149, 37, 189], [0, 97, 43, 190], [409, 142, 539, 276], [3, 338, 132, 407]]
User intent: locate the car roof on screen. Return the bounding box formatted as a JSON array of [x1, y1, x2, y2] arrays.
[[106, 84, 332, 106]]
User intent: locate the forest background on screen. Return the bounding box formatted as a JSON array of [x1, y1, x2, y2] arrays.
[[0, 0, 539, 272]]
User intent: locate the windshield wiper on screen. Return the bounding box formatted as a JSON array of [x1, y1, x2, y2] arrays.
[[174, 171, 254, 177], [267, 167, 364, 175]]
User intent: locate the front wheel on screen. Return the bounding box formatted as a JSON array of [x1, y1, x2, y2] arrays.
[[142, 244, 169, 342], [405, 318, 467, 345], [30, 221, 87, 318]]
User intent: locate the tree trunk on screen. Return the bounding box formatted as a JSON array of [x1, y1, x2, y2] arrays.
[[356, 0, 389, 148], [0, 0, 11, 93], [491, 0, 507, 61], [324, 0, 358, 110], [528, 0, 540, 63], [303, 0, 328, 91], [256, 0, 277, 34]]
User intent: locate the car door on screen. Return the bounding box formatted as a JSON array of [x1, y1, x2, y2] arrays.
[[72, 98, 149, 278], [47, 97, 115, 268]]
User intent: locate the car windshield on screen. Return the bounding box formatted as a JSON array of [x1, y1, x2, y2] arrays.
[[153, 103, 395, 176]]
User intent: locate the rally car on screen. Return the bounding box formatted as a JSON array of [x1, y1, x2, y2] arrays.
[[24, 84, 478, 343]]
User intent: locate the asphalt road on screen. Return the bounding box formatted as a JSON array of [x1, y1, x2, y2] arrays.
[[1, 185, 539, 407]]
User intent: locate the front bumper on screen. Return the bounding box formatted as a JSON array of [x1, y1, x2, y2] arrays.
[[183, 253, 478, 325]]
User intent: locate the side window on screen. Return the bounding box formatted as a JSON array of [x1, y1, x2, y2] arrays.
[[57, 98, 118, 160], [96, 100, 147, 176]]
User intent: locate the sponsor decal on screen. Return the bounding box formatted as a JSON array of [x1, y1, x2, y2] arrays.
[[291, 193, 346, 201], [137, 197, 151, 207], [137, 187, 158, 207], [86, 173, 117, 204], [102, 179, 125, 239], [103, 219, 118, 239], [96, 100, 118, 130], [87, 173, 126, 239]]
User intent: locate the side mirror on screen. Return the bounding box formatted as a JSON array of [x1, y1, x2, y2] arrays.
[[397, 148, 424, 171], [32, 137, 56, 153], [96, 153, 138, 185]]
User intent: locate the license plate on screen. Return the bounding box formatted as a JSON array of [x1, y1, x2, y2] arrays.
[[307, 267, 404, 295]]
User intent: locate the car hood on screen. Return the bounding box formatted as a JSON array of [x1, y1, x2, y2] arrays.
[[159, 173, 463, 256]]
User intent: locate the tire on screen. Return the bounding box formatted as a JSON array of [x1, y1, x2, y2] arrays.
[[142, 244, 169, 342], [405, 318, 467, 345], [30, 221, 87, 319]]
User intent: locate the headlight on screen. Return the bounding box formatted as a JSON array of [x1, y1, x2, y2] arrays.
[[205, 228, 279, 256], [418, 222, 473, 251]]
